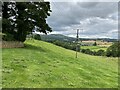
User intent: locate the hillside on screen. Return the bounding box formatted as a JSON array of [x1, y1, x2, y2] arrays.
[[41, 34, 76, 42], [40, 34, 117, 42], [2, 39, 118, 88]]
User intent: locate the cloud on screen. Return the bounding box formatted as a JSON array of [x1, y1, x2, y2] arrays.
[[46, 2, 118, 39], [77, 2, 99, 8]]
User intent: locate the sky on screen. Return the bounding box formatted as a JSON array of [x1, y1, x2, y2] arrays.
[[45, 1, 118, 39]]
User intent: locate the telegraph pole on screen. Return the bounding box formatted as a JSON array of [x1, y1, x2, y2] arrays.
[[76, 29, 79, 58], [75, 29, 83, 58]]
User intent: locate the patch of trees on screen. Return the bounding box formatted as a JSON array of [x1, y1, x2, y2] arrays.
[[106, 42, 120, 57], [81, 49, 105, 56], [33, 34, 41, 40], [2, 1, 52, 42], [49, 40, 77, 51], [81, 42, 120, 57], [46, 40, 105, 56], [47, 40, 119, 57]]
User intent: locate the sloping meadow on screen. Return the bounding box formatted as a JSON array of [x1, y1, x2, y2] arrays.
[[2, 39, 118, 88]]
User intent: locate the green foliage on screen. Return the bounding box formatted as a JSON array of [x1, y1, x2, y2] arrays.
[[49, 40, 77, 51], [2, 2, 52, 42], [96, 49, 105, 56], [81, 46, 107, 51], [81, 49, 91, 54], [45, 40, 106, 56], [2, 39, 118, 88], [2, 33, 15, 41], [93, 42, 97, 46], [106, 42, 120, 57], [33, 34, 41, 40], [81, 49, 105, 56]]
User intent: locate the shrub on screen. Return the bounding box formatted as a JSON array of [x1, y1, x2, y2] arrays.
[[96, 49, 105, 56], [83, 49, 92, 54], [2, 33, 15, 41]]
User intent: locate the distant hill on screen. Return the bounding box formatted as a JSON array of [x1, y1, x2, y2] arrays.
[[41, 34, 76, 42], [40, 34, 117, 42]]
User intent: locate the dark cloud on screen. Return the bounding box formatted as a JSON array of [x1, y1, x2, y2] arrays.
[[77, 2, 99, 8]]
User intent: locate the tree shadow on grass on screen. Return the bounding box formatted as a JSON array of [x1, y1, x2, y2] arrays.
[[24, 44, 46, 52]]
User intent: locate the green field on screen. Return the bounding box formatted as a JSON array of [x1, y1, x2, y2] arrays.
[[81, 46, 108, 51], [2, 39, 118, 88]]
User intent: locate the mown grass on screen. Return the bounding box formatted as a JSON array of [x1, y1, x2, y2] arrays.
[[2, 39, 118, 88]]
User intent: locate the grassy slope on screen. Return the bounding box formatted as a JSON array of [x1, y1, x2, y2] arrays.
[[2, 39, 118, 88]]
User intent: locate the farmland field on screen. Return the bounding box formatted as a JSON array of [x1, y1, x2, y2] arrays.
[[80, 40, 113, 51], [81, 46, 108, 51], [2, 39, 118, 88]]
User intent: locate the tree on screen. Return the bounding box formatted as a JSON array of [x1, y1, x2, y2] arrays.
[[93, 42, 97, 46], [2, 1, 52, 42]]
